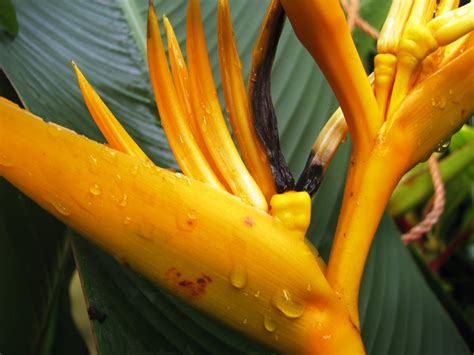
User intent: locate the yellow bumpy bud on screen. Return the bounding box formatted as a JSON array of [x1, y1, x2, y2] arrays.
[[389, 25, 438, 117], [374, 53, 398, 118], [270, 191, 311, 239]]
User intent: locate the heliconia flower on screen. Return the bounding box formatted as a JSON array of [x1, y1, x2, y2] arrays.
[[1, 0, 472, 353], [281, 0, 473, 326], [0, 0, 366, 353]]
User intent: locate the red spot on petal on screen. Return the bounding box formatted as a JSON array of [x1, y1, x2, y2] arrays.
[[244, 216, 254, 227]]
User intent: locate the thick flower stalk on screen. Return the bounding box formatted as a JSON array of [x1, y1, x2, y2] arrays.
[[282, 0, 474, 326]]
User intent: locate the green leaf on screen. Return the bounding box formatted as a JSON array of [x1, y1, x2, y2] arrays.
[[0, 179, 86, 354], [0, 0, 469, 354], [0, 0, 18, 36]]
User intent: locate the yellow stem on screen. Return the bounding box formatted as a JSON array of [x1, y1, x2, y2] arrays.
[[327, 147, 406, 326]]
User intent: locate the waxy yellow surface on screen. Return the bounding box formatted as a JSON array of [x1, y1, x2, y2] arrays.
[[0, 98, 363, 354]]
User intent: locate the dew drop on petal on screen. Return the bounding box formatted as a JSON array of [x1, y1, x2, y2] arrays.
[[89, 183, 102, 196], [118, 193, 128, 207], [53, 201, 71, 216], [263, 315, 277, 333], [229, 264, 248, 289], [47, 122, 63, 137], [272, 289, 306, 319], [123, 216, 131, 225], [0, 153, 14, 167], [89, 155, 99, 173], [130, 165, 139, 176]]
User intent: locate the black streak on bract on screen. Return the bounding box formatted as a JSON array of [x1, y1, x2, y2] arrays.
[[249, 5, 295, 193], [296, 150, 324, 197]]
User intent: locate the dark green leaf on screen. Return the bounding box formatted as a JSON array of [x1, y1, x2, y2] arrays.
[[0, 0, 18, 36], [0, 179, 85, 354]]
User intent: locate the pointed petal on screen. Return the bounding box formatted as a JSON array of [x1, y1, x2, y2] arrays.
[[163, 16, 229, 190], [186, 0, 267, 210], [72, 62, 151, 162], [217, 0, 276, 202], [146, 4, 224, 189]]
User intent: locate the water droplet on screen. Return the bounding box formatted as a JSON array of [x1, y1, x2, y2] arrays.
[[272, 289, 306, 319], [89, 183, 102, 196], [89, 155, 99, 173], [229, 264, 247, 289], [47, 122, 63, 137], [306, 284, 312, 292], [435, 138, 450, 153], [204, 105, 212, 114], [242, 318, 248, 324], [322, 334, 332, 341], [263, 315, 277, 333], [123, 216, 131, 225], [142, 161, 152, 169], [254, 290, 261, 298], [430, 97, 436, 106], [0, 153, 13, 167], [130, 165, 139, 176], [118, 193, 128, 207], [251, 72, 257, 82], [53, 201, 71, 216]]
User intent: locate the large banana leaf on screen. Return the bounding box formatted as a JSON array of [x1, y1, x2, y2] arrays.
[[0, 0, 469, 354]]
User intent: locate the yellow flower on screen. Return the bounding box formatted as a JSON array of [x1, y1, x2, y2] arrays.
[[0, 0, 472, 353]]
